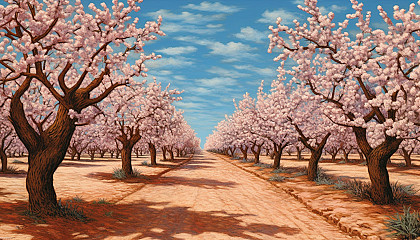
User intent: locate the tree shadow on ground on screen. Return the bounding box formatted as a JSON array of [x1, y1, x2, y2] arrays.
[[60, 162, 104, 168], [0, 187, 15, 198], [2, 199, 300, 240], [0, 171, 27, 178], [87, 172, 237, 189]]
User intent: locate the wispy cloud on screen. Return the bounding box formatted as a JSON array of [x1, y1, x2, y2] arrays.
[[147, 56, 194, 69], [207, 66, 251, 78], [146, 9, 225, 24], [233, 65, 277, 77], [207, 42, 258, 61], [234, 26, 268, 43], [319, 5, 347, 14], [161, 23, 224, 35], [157, 46, 197, 56], [195, 77, 237, 87], [175, 36, 258, 62], [257, 9, 298, 24], [183, 2, 242, 13]]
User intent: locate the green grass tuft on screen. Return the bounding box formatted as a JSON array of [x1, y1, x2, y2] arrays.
[[385, 206, 420, 240]]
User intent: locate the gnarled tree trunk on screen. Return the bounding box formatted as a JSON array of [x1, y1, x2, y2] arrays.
[[306, 134, 330, 181], [353, 127, 402, 204], [121, 144, 134, 175], [149, 143, 157, 165], [0, 149, 7, 172], [240, 145, 248, 160], [400, 147, 413, 168], [162, 146, 167, 161], [272, 142, 288, 169], [251, 143, 263, 164], [10, 99, 76, 215]]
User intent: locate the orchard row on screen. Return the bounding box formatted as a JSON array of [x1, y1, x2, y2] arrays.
[[0, 0, 199, 216], [205, 0, 420, 205]]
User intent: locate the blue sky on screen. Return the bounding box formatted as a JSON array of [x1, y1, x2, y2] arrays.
[[75, 0, 420, 146]]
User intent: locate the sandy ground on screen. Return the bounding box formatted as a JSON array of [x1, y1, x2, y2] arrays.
[[0, 152, 358, 240], [214, 152, 420, 239], [258, 153, 420, 193]]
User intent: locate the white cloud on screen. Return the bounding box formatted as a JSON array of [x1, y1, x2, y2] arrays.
[[233, 65, 277, 77], [174, 75, 186, 81], [174, 101, 203, 109], [234, 26, 268, 43], [207, 41, 258, 60], [183, 2, 242, 13], [206, 23, 223, 28], [161, 23, 224, 35], [257, 9, 297, 24], [207, 66, 250, 78], [291, 0, 304, 5], [147, 56, 194, 69], [190, 87, 213, 94], [195, 77, 237, 87], [175, 36, 257, 62], [146, 10, 225, 24], [157, 46, 197, 56], [319, 5, 347, 14]]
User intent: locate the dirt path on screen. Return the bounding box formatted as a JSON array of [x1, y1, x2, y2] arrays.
[[112, 151, 356, 240]]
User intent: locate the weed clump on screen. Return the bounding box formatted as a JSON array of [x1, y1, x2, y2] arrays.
[[385, 206, 420, 240]]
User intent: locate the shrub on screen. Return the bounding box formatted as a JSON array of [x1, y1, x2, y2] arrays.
[[253, 163, 272, 168], [105, 211, 113, 217], [272, 167, 289, 173], [141, 161, 150, 166], [93, 198, 112, 205], [341, 179, 372, 200], [338, 160, 346, 164], [58, 199, 87, 221], [359, 161, 367, 166], [12, 159, 24, 163], [132, 168, 142, 177], [333, 178, 348, 190], [240, 158, 253, 163], [294, 166, 308, 177], [269, 174, 288, 182], [112, 168, 127, 179], [392, 182, 418, 204], [72, 196, 84, 202], [385, 206, 420, 240], [315, 168, 335, 185]]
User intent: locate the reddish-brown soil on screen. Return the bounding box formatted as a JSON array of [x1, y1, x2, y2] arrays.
[[0, 151, 418, 239]]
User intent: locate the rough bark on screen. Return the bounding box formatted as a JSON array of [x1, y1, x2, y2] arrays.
[[149, 143, 157, 165], [306, 133, 331, 181], [353, 127, 402, 204], [240, 145, 248, 160], [162, 146, 167, 161], [121, 144, 134, 176], [250, 142, 263, 164], [10, 99, 76, 215], [296, 146, 303, 161], [400, 147, 413, 168], [0, 131, 13, 172], [0, 149, 7, 172], [168, 148, 174, 160], [272, 142, 288, 169]]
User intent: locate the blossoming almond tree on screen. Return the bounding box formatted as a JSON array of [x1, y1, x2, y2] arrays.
[[0, 0, 164, 214], [256, 81, 297, 169], [268, 0, 420, 203], [0, 95, 16, 172], [140, 80, 181, 165]]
